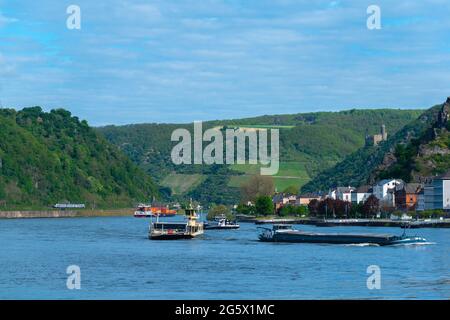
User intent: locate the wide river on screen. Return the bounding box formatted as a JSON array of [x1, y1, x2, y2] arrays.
[[0, 216, 449, 299]]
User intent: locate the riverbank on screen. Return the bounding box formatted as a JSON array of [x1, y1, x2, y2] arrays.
[[309, 218, 450, 228], [0, 209, 134, 219], [243, 216, 450, 228]]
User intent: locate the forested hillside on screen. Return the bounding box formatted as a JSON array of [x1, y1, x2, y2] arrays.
[[302, 99, 450, 192], [375, 99, 450, 183], [0, 107, 158, 209], [98, 109, 422, 204]]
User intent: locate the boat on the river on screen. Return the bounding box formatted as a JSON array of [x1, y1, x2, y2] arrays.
[[149, 202, 203, 240], [205, 215, 240, 230], [134, 203, 177, 218], [258, 224, 428, 246]]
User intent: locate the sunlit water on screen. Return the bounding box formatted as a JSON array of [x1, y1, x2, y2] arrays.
[[0, 216, 449, 299]]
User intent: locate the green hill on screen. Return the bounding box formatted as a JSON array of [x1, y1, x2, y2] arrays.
[[375, 99, 450, 183], [302, 99, 450, 192], [0, 107, 158, 209], [98, 109, 422, 204]]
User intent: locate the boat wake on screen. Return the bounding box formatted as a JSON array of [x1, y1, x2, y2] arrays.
[[343, 243, 380, 247], [390, 241, 436, 247]]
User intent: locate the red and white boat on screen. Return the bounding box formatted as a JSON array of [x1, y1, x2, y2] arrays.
[[134, 204, 177, 218]]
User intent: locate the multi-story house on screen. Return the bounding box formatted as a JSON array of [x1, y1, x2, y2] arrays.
[[296, 193, 322, 206], [424, 171, 450, 210], [272, 193, 297, 211], [351, 185, 372, 204], [394, 183, 422, 210], [416, 188, 425, 211], [373, 179, 405, 207], [329, 187, 355, 202]]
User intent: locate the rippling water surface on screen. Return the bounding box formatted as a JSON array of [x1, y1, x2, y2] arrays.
[[0, 216, 449, 299]]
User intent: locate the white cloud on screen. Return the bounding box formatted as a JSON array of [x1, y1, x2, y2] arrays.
[[1, 0, 450, 124], [116, 1, 162, 21], [0, 11, 17, 27]]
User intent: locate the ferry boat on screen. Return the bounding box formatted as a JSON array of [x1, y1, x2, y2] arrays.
[[134, 203, 177, 218], [149, 202, 203, 240], [258, 224, 428, 246], [204, 215, 240, 230]]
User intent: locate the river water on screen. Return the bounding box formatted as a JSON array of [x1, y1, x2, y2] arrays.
[[0, 216, 449, 299]]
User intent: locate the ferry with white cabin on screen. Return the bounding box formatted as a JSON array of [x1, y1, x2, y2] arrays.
[[149, 202, 203, 240]]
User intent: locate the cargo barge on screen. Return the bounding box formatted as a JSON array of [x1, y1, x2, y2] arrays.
[[258, 225, 428, 246]]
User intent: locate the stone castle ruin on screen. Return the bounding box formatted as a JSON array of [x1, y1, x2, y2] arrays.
[[365, 124, 388, 146]]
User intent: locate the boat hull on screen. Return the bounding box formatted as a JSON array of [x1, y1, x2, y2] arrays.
[[134, 214, 152, 218], [148, 229, 203, 240], [205, 225, 240, 230], [135, 213, 176, 218], [149, 233, 196, 240], [259, 230, 427, 246]]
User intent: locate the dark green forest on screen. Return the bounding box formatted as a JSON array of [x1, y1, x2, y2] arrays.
[[0, 107, 158, 209]]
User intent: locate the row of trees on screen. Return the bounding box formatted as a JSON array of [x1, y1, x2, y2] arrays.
[[308, 195, 381, 218], [279, 204, 308, 217], [207, 204, 234, 220], [236, 175, 276, 216], [236, 196, 274, 216]]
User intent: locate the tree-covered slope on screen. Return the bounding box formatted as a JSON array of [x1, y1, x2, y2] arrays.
[[375, 99, 450, 183], [98, 109, 422, 204], [302, 101, 447, 192], [0, 107, 158, 209]]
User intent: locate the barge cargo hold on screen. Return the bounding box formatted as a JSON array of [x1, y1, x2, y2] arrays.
[[258, 225, 428, 246]]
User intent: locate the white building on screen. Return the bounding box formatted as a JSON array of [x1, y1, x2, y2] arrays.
[[351, 185, 372, 204], [328, 189, 337, 200], [373, 179, 404, 206], [417, 189, 425, 211], [424, 171, 450, 210], [329, 187, 355, 202]]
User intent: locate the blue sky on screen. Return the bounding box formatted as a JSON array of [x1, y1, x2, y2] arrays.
[[0, 0, 449, 125]]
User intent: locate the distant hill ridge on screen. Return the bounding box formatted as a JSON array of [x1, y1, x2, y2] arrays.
[[98, 108, 423, 204]]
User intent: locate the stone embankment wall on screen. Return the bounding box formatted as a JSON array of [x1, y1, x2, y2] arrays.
[[0, 210, 78, 219], [0, 209, 133, 219]]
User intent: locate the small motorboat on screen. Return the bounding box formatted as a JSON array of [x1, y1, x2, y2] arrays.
[[258, 224, 428, 246], [205, 216, 240, 230]]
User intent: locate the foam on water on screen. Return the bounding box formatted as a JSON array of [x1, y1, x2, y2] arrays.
[[343, 243, 380, 247], [390, 241, 436, 247]]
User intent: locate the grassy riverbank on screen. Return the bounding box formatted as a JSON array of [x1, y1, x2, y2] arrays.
[[75, 209, 134, 217]]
